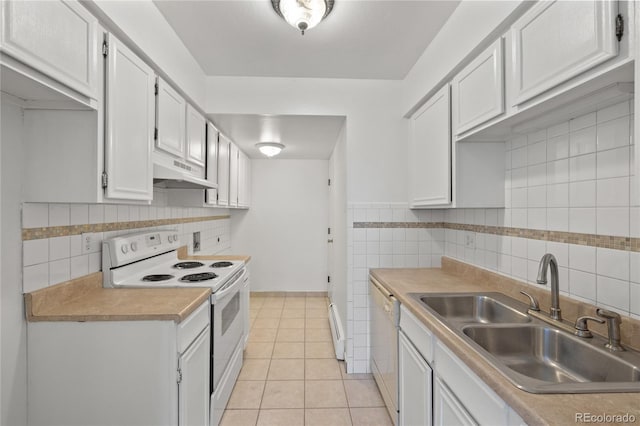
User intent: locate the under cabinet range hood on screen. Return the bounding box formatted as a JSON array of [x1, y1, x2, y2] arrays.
[[152, 163, 217, 189]]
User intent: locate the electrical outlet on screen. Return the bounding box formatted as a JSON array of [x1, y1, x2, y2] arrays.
[[465, 232, 476, 249], [81, 233, 98, 254], [193, 232, 201, 252]]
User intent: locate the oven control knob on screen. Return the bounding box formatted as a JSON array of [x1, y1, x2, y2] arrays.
[[168, 235, 174, 243], [130, 242, 138, 252], [173, 234, 179, 242], [121, 244, 129, 254]]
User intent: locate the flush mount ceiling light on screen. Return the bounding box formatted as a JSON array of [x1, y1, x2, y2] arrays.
[[271, 0, 335, 35], [256, 142, 285, 157]]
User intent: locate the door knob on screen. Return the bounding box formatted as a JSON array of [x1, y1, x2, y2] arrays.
[[327, 239, 334, 243]]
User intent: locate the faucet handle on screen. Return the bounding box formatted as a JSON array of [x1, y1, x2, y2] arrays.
[[519, 291, 540, 311], [574, 315, 605, 338], [596, 308, 621, 322]]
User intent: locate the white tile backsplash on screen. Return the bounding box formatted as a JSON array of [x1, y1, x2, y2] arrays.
[[22, 204, 232, 291]]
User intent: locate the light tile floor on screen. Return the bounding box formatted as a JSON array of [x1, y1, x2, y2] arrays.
[[221, 294, 393, 426]]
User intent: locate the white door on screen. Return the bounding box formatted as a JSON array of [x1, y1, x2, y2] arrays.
[[217, 135, 230, 206], [409, 85, 452, 207], [327, 158, 334, 298], [399, 331, 433, 426], [229, 142, 239, 208], [205, 122, 219, 205], [104, 33, 154, 201], [1, 0, 99, 98], [433, 378, 477, 426], [511, 0, 618, 106], [186, 104, 206, 167], [156, 77, 186, 158], [178, 327, 210, 426]]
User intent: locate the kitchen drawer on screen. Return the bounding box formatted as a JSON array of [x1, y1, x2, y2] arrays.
[[400, 304, 434, 364], [435, 340, 508, 425], [177, 301, 209, 354]]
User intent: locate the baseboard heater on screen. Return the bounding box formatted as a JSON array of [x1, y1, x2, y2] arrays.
[[328, 303, 345, 360]]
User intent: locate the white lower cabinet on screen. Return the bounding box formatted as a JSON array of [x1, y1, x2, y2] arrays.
[[434, 377, 477, 426], [399, 331, 432, 426], [27, 301, 210, 426], [398, 304, 527, 426]]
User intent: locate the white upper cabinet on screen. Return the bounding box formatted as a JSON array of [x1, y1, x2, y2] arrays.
[[104, 33, 154, 201], [229, 142, 239, 208], [217, 134, 231, 207], [452, 38, 504, 135], [186, 104, 206, 167], [237, 150, 251, 209], [510, 0, 619, 106], [205, 122, 219, 205], [1, 0, 99, 99], [156, 77, 186, 158], [409, 85, 452, 207]]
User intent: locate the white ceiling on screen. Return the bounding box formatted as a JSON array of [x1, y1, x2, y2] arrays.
[[153, 0, 460, 80], [155, 1, 459, 159], [210, 114, 346, 159]]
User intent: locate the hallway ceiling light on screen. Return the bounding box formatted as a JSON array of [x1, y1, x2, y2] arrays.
[[271, 0, 334, 35], [256, 142, 285, 157]]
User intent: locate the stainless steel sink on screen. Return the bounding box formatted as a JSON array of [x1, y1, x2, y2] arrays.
[[408, 292, 640, 393], [463, 324, 640, 393], [418, 293, 530, 324]]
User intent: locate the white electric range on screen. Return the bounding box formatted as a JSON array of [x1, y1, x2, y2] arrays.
[[102, 230, 247, 426]]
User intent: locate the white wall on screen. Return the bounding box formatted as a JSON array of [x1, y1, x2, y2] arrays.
[[401, 0, 526, 115], [86, 0, 207, 108], [1, 98, 28, 426], [230, 159, 329, 292], [206, 76, 407, 204]]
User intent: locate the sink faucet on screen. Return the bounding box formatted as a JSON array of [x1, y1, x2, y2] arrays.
[[536, 253, 562, 321]]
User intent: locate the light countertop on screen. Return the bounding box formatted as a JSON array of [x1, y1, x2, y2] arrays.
[[25, 272, 211, 323], [370, 258, 640, 426]]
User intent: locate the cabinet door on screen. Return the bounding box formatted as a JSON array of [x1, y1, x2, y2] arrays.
[[217, 135, 230, 206], [205, 122, 218, 205], [511, 0, 618, 106], [156, 77, 186, 158], [186, 104, 206, 167], [104, 33, 154, 201], [238, 150, 251, 208], [178, 327, 210, 426], [452, 38, 504, 135], [1, 0, 99, 98], [409, 85, 451, 207], [434, 378, 477, 426], [229, 142, 239, 208], [399, 331, 432, 426]]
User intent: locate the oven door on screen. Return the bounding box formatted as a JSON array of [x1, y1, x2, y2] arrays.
[[211, 268, 246, 392]]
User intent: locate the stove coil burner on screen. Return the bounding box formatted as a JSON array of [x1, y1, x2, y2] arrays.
[[211, 261, 234, 268], [180, 272, 218, 282], [173, 261, 205, 269], [142, 274, 175, 282]]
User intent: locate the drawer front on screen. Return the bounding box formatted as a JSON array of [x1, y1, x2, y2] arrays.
[[400, 305, 434, 364], [177, 300, 210, 354], [434, 340, 507, 425]]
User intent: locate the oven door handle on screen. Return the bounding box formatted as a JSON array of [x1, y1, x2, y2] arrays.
[[211, 268, 246, 303]]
